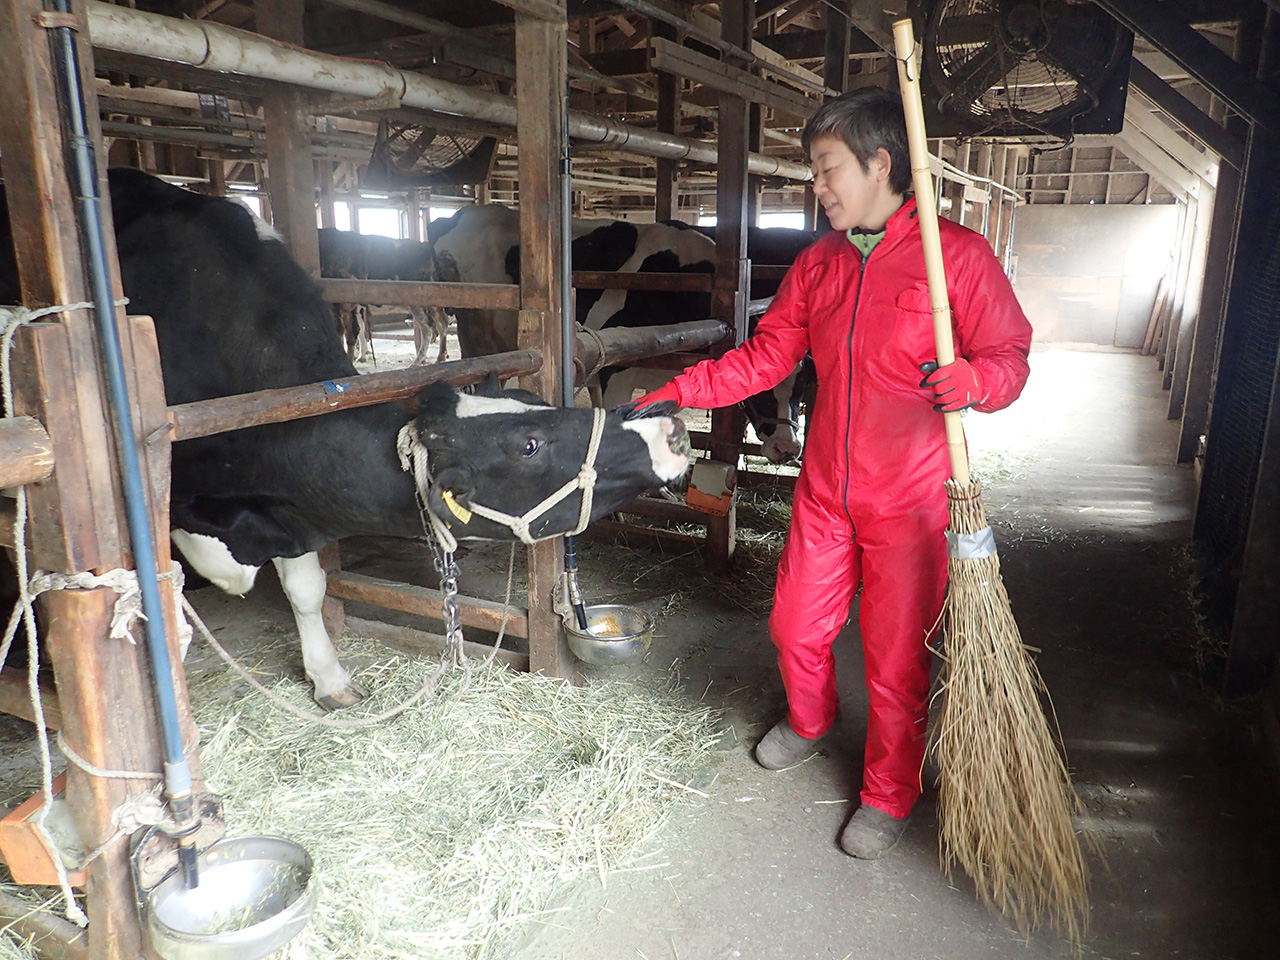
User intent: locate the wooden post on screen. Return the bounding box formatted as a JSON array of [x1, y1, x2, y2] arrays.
[[0, 3, 198, 956], [653, 20, 680, 222], [318, 160, 336, 230], [208, 158, 227, 197], [823, 0, 852, 96], [256, 0, 320, 275], [1178, 156, 1243, 463], [707, 0, 753, 574], [514, 3, 577, 681]]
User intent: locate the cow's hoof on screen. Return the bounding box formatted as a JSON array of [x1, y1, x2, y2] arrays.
[[314, 680, 369, 712]]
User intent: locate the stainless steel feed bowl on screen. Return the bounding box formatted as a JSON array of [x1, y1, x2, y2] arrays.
[[146, 835, 317, 960], [564, 603, 654, 665]]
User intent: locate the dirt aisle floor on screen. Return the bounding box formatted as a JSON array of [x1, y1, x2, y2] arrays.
[[504, 346, 1280, 960]]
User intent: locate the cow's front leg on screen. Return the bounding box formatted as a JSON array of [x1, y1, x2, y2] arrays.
[[273, 552, 368, 710]]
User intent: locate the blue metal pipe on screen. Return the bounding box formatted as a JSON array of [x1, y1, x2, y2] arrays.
[[560, 75, 589, 632], [49, 0, 199, 886]]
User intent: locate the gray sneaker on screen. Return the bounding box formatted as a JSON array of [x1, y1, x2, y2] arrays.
[[838, 804, 911, 859], [754, 718, 820, 771]]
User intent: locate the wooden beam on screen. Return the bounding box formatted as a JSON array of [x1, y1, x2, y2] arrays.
[[650, 36, 818, 119], [1167, 184, 1215, 418], [327, 572, 529, 639], [167, 350, 542, 441], [1125, 98, 1220, 183], [0, 417, 54, 489], [1096, 0, 1280, 134], [1130, 60, 1245, 168], [318, 278, 521, 310], [759, 26, 882, 61], [1178, 157, 1243, 463], [514, 10, 577, 682], [0, 673, 63, 731], [1112, 130, 1198, 196], [847, 0, 894, 52], [1220, 102, 1280, 692], [344, 615, 529, 671], [570, 271, 713, 291]]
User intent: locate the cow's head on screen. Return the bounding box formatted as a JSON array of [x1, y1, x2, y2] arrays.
[[406, 379, 691, 542], [740, 356, 815, 464]]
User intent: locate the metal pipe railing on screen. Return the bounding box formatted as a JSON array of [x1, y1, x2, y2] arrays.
[[82, 1, 813, 181]]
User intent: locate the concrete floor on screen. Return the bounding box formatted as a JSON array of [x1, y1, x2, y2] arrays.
[[510, 347, 1280, 960]]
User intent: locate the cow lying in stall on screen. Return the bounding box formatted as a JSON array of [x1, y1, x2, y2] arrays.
[[318, 227, 451, 365], [429, 205, 814, 463], [0, 170, 692, 708]]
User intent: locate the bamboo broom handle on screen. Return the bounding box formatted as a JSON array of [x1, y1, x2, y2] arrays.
[[892, 18, 970, 486]]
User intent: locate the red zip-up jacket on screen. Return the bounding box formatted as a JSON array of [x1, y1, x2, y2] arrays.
[[668, 198, 1032, 521]]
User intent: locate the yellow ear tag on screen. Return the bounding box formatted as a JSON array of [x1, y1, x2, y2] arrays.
[[442, 489, 472, 524]]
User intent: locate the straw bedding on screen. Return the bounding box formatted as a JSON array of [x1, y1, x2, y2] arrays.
[[192, 640, 722, 959], [0, 639, 721, 959]]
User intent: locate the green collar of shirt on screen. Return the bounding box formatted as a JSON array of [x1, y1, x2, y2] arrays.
[[846, 228, 886, 259]]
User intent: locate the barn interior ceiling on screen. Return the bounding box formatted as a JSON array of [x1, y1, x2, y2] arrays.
[[74, 0, 1261, 218]]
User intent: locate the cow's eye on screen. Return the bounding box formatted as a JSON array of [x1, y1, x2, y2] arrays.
[[522, 437, 542, 458]]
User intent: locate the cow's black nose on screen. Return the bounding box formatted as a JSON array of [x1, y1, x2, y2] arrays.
[[667, 416, 690, 457]]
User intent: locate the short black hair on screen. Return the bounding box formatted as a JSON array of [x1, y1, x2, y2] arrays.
[[802, 87, 912, 196]]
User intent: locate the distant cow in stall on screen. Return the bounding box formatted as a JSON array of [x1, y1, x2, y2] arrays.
[[318, 227, 451, 365], [0, 171, 692, 708], [430, 205, 810, 463], [665, 221, 821, 463]]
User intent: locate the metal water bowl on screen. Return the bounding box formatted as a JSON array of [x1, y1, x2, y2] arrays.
[[564, 603, 654, 665], [146, 835, 317, 960]]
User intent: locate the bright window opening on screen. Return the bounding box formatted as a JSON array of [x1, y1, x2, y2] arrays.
[[760, 212, 807, 230]]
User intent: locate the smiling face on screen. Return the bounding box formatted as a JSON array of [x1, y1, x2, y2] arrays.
[[808, 135, 905, 234]]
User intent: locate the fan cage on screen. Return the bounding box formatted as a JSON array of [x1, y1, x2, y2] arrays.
[[379, 125, 487, 173], [925, 0, 1127, 134]]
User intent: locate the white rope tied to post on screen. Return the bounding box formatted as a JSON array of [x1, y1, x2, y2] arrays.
[[3, 298, 128, 926]]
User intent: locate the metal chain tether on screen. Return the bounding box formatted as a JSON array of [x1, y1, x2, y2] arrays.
[[433, 544, 465, 668]]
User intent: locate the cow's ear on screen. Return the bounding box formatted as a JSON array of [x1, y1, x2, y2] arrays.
[[414, 380, 459, 419], [469, 372, 503, 398]]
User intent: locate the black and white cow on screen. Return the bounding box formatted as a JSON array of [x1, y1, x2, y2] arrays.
[[429, 204, 717, 366], [0, 170, 691, 707], [664, 222, 821, 463], [431, 205, 814, 462], [318, 227, 449, 365]]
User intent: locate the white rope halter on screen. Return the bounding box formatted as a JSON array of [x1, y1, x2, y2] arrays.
[[397, 406, 608, 552]]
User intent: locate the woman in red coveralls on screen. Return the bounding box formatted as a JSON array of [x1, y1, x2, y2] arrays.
[[626, 87, 1033, 859]]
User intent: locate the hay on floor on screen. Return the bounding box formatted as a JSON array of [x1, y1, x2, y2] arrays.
[[190, 639, 723, 959]]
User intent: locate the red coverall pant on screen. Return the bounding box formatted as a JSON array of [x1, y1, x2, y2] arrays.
[[770, 473, 947, 819]]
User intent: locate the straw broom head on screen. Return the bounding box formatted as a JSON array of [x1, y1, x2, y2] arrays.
[[889, 18, 1090, 947], [933, 479, 1090, 945]]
